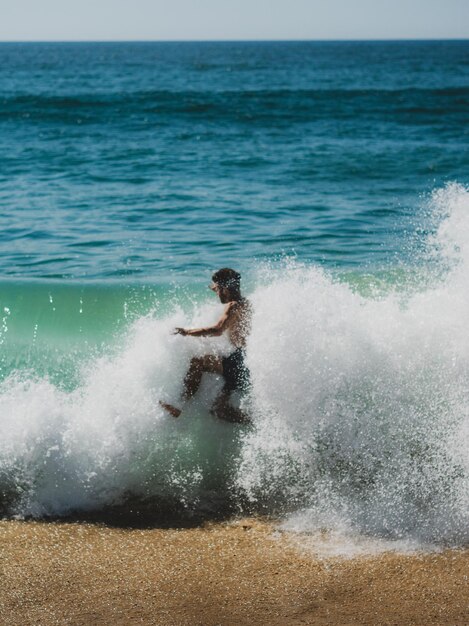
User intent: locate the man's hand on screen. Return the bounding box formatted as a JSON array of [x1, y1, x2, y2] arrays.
[[174, 327, 188, 336]]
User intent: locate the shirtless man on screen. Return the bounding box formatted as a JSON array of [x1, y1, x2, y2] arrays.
[[160, 268, 252, 423]]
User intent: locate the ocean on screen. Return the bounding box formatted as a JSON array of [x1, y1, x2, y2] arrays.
[[1, 41, 469, 548]]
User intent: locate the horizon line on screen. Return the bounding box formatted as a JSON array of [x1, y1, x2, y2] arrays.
[[0, 37, 468, 44]]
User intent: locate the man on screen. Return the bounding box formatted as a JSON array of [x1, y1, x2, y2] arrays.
[[160, 268, 252, 423]]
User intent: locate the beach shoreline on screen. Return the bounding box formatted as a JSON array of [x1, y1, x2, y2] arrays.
[[1, 518, 468, 625]]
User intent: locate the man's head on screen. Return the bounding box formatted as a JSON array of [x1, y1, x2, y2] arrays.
[[210, 268, 241, 303]]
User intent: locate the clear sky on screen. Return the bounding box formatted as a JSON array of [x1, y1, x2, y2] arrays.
[[1, 0, 468, 41]]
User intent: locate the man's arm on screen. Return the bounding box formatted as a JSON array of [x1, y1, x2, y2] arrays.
[[175, 303, 234, 337]]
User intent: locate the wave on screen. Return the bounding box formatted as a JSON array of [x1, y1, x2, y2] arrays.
[[1, 183, 469, 547], [1, 87, 467, 124]]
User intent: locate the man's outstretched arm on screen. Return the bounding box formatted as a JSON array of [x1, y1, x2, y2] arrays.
[[175, 303, 233, 337]]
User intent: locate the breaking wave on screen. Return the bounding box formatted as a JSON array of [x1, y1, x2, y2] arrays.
[[2, 183, 469, 548]]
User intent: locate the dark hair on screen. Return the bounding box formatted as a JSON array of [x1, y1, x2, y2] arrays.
[[212, 268, 241, 288]]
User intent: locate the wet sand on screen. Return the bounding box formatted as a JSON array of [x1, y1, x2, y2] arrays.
[[1, 518, 468, 625]]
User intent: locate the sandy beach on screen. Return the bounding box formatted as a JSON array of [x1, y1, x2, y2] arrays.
[[1, 518, 468, 626]]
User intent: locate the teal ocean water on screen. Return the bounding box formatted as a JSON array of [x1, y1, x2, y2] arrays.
[[1, 42, 469, 548]]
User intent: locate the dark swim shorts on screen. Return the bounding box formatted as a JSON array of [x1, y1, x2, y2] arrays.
[[222, 348, 250, 392]]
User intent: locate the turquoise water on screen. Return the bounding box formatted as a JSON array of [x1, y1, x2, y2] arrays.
[[1, 42, 469, 547]]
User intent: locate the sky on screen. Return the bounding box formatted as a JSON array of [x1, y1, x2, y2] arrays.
[[0, 0, 468, 41]]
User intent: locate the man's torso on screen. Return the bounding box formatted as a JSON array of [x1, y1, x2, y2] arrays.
[[226, 299, 252, 349]]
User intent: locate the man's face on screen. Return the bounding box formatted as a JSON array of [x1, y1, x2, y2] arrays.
[[210, 282, 230, 303]]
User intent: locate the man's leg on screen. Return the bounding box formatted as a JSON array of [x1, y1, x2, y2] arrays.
[[160, 354, 223, 417], [182, 355, 223, 401], [211, 386, 251, 424]]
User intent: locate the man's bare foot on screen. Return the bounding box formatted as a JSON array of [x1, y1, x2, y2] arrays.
[[159, 401, 182, 418]]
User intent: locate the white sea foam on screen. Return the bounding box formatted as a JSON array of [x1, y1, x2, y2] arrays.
[[1, 183, 469, 551], [238, 182, 469, 545], [0, 307, 237, 517]]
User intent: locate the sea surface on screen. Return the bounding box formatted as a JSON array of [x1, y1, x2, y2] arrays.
[[1, 41, 469, 549]]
